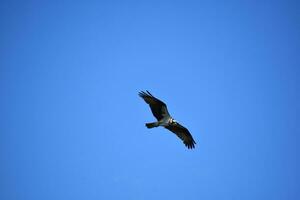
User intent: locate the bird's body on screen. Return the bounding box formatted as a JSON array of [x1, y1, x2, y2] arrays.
[[145, 116, 175, 128], [139, 90, 196, 149]]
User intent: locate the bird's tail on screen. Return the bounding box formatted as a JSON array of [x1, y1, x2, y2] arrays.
[[146, 122, 158, 129]]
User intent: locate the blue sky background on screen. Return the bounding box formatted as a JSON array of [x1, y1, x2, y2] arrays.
[[1, 1, 299, 199]]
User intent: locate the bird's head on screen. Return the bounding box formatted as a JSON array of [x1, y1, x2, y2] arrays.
[[171, 118, 177, 124]]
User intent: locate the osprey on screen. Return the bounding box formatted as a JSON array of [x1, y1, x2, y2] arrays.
[[139, 90, 196, 149]]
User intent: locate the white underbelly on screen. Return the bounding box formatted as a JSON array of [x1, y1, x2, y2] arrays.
[[160, 116, 171, 127]]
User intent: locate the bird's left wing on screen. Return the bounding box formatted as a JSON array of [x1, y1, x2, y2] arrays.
[[165, 123, 196, 149]]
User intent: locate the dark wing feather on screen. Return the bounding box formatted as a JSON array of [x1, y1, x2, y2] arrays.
[[139, 91, 170, 121], [165, 123, 196, 149]]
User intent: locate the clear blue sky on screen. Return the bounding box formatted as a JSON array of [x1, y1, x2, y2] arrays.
[[1, 1, 299, 199]]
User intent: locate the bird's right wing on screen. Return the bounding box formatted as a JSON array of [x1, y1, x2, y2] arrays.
[[139, 91, 170, 121]]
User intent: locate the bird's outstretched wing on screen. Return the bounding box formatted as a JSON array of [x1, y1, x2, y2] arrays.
[[139, 91, 170, 121], [165, 122, 196, 149]]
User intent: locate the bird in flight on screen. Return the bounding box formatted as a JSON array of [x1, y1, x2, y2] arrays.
[[139, 90, 196, 149]]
